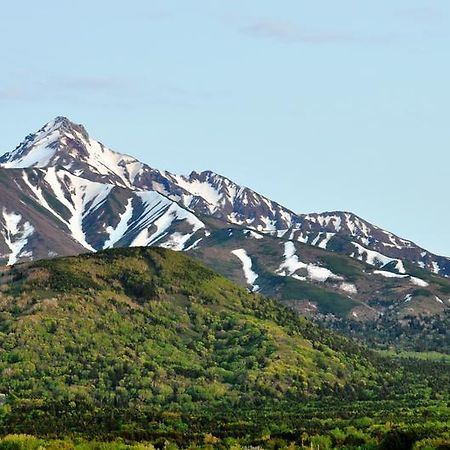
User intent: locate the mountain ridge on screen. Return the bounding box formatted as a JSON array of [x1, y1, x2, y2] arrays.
[[1, 115, 447, 276], [1, 116, 450, 331]]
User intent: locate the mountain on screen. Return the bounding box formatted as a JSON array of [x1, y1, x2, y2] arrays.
[[1, 116, 450, 333], [0, 117, 145, 188], [2, 116, 448, 277], [287, 211, 449, 276]]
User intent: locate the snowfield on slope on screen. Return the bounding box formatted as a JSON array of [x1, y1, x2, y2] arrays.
[[1, 209, 35, 265], [277, 242, 343, 283], [103, 198, 134, 249], [351, 242, 406, 273], [231, 249, 259, 292], [130, 191, 204, 250], [44, 169, 113, 251]]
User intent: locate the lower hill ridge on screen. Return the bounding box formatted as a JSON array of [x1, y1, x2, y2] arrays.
[[0, 247, 449, 445]]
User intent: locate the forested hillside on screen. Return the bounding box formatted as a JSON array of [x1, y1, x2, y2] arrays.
[[0, 248, 449, 448]]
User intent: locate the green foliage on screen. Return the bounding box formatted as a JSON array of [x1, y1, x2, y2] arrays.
[[319, 254, 361, 281], [412, 288, 433, 298], [0, 435, 43, 450], [277, 277, 359, 316], [311, 434, 332, 449], [327, 311, 450, 354], [0, 436, 155, 450], [0, 247, 450, 447]]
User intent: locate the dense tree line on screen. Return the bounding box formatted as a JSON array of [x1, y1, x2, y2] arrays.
[[323, 311, 450, 354]]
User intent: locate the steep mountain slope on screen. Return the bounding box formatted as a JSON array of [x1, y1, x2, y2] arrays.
[[0, 117, 144, 188], [0, 168, 87, 264], [285, 211, 450, 277], [0, 166, 206, 262], [0, 117, 300, 232]]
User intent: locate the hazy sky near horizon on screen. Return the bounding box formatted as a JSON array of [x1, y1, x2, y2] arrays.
[[0, 1, 449, 255]]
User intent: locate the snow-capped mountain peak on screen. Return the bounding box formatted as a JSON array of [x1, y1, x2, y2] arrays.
[[0, 116, 80, 169], [0, 117, 144, 188], [0, 118, 301, 231], [47, 116, 90, 139]]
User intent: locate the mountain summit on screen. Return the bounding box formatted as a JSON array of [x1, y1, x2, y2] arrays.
[[0, 116, 89, 167], [0, 116, 145, 188]]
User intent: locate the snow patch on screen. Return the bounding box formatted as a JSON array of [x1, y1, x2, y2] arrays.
[[431, 262, 441, 274], [277, 242, 342, 283], [351, 242, 405, 273], [409, 276, 429, 287], [308, 265, 341, 283], [0, 123, 60, 168], [159, 232, 196, 251], [340, 282, 357, 294], [277, 242, 306, 276], [44, 169, 113, 251], [1, 209, 35, 265], [103, 198, 134, 249], [318, 232, 335, 249], [258, 216, 277, 232], [295, 232, 309, 244], [249, 230, 264, 240], [403, 294, 413, 303], [373, 270, 407, 279], [171, 174, 222, 212], [184, 238, 203, 251], [276, 229, 289, 238], [231, 248, 259, 291], [130, 191, 204, 249]]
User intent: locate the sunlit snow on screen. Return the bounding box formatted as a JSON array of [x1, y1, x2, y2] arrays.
[[277, 242, 342, 283], [340, 282, 358, 294], [103, 198, 134, 249], [373, 270, 407, 279], [351, 242, 406, 273], [409, 276, 429, 287], [1, 209, 35, 265], [231, 248, 259, 291], [130, 191, 204, 249]]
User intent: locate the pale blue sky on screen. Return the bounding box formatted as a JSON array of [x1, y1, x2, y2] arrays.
[[0, 1, 449, 256]]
